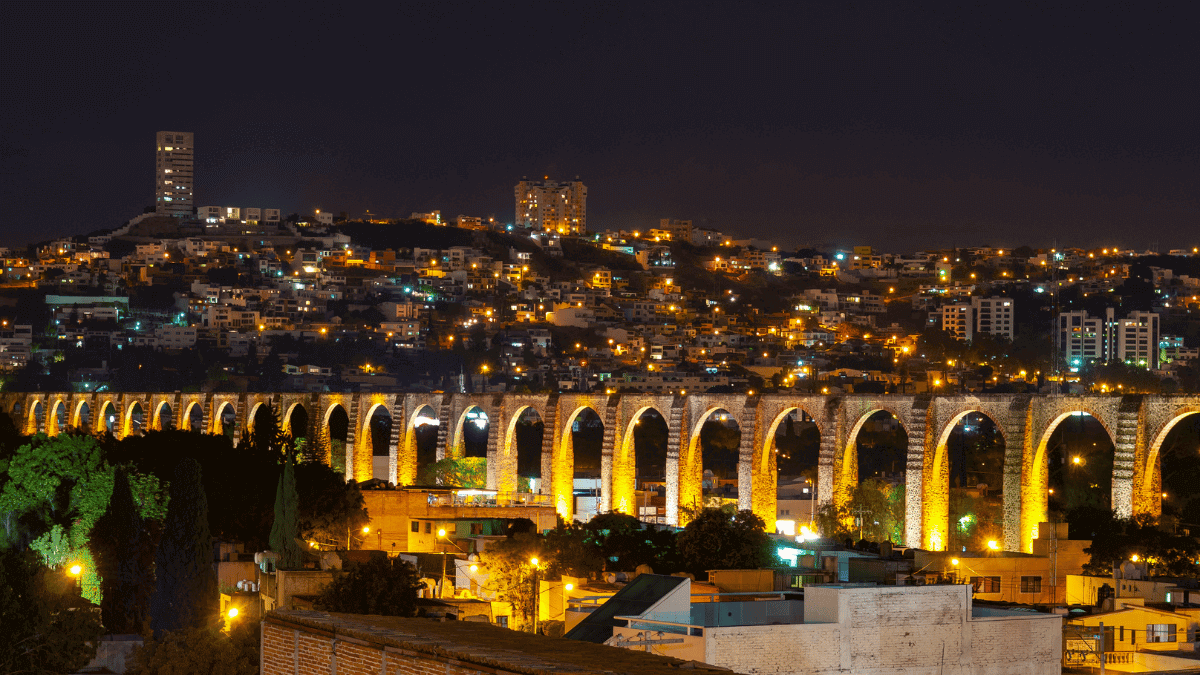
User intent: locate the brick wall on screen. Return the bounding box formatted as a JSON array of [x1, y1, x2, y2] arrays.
[[262, 620, 491, 675]]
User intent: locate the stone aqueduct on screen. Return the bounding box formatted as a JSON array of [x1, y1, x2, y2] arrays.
[[3, 391, 1198, 553]]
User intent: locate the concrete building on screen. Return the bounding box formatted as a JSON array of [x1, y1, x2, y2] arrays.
[[591, 577, 1062, 675], [658, 218, 692, 242], [358, 485, 556, 553], [914, 523, 1091, 605], [1064, 600, 1200, 671], [941, 297, 1015, 342], [1056, 308, 1161, 370], [515, 177, 587, 234], [155, 131, 193, 217], [1114, 310, 1160, 369], [261, 608, 729, 675]]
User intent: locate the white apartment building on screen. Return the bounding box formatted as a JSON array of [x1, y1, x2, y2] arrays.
[[155, 325, 198, 350], [1114, 311, 1160, 369], [941, 297, 1015, 342], [1056, 308, 1161, 370], [155, 131, 194, 217], [514, 177, 587, 234]]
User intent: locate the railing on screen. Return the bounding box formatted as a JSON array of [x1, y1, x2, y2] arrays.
[[426, 492, 552, 508]]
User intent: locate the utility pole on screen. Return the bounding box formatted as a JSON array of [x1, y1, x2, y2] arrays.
[[851, 504, 872, 542]]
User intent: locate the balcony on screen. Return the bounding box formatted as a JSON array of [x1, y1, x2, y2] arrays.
[[425, 490, 552, 509]]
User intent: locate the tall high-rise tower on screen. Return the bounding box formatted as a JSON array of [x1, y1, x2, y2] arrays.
[[155, 131, 194, 217], [514, 177, 586, 234]]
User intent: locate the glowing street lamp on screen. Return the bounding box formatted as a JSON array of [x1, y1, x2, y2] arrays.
[[227, 607, 239, 619], [987, 540, 1000, 551]]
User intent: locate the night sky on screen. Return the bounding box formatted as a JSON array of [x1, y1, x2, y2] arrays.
[[2, 2, 1196, 251]]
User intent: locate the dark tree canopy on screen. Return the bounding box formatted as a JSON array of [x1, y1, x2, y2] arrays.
[[675, 508, 780, 578], [0, 548, 103, 675], [150, 458, 217, 637], [91, 467, 156, 634], [314, 555, 423, 616]]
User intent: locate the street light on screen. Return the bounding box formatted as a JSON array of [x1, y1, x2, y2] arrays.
[[529, 557, 541, 634], [227, 607, 239, 619]]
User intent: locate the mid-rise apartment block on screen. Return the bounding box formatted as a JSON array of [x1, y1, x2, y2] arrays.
[[515, 177, 587, 234], [940, 297, 1015, 342], [657, 218, 693, 241], [1056, 308, 1160, 370], [155, 131, 194, 217]]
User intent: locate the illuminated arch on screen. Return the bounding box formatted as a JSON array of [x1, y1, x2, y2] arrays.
[[213, 401, 236, 436], [1144, 408, 1200, 516], [451, 405, 489, 461], [925, 409, 1007, 551], [358, 400, 393, 483], [153, 401, 173, 431], [283, 402, 308, 437], [181, 401, 203, 433], [680, 406, 742, 521], [122, 401, 145, 437], [321, 402, 351, 475], [399, 403, 438, 486], [72, 400, 91, 432], [840, 406, 907, 514], [48, 399, 67, 436], [97, 400, 117, 434], [758, 406, 823, 528], [554, 405, 603, 521], [616, 405, 665, 517], [500, 405, 543, 495], [28, 400, 44, 436], [1024, 409, 1118, 553]]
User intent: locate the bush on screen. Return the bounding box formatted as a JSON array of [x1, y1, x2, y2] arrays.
[[127, 624, 257, 675], [314, 555, 423, 616]]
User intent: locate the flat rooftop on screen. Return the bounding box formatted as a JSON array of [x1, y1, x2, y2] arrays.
[[267, 609, 731, 675]]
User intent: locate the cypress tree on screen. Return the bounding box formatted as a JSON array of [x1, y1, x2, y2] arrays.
[[269, 451, 303, 569], [150, 458, 217, 638], [92, 467, 154, 634]]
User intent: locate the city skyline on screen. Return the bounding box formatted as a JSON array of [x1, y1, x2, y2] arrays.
[[2, 3, 1197, 250]]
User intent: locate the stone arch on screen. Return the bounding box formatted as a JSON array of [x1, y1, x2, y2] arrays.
[[1025, 408, 1119, 552], [500, 405, 544, 495], [554, 405, 604, 521], [153, 401, 174, 431], [322, 402, 350, 476], [451, 405, 490, 461], [73, 400, 91, 432], [839, 406, 908, 519], [28, 400, 44, 435], [49, 399, 67, 436], [283, 402, 310, 456], [681, 406, 742, 517], [246, 400, 270, 438], [927, 409, 1008, 551], [213, 401, 237, 436], [401, 403, 439, 486], [360, 401, 393, 483], [182, 401, 203, 433], [98, 400, 118, 434], [123, 401, 145, 437], [616, 405, 666, 517], [1144, 407, 1200, 516]]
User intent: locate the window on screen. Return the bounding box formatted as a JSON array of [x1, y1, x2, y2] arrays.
[[1146, 624, 1177, 643], [470, 523, 484, 535], [1020, 576, 1042, 593], [971, 576, 1001, 593], [411, 522, 419, 533], [425, 522, 432, 534]]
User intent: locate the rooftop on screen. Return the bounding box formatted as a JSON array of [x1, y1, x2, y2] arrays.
[[266, 609, 730, 675]]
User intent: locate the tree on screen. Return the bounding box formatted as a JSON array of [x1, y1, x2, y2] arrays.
[[269, 451, 303, 569], [0, 434, 167, 603], [91, 467, 156, 635], [478, 532, 545, 631], [0, 548, 103, 675], [416, 457, 487, 487], [675, 508, 779, 578], [313, 555, 422, 616], [295, 460, 368, 547], [127, 624, 257, 675], [150, 458, 217, 638]]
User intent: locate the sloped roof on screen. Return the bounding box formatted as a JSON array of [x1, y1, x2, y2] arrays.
[[564, 574, 688, 644]]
